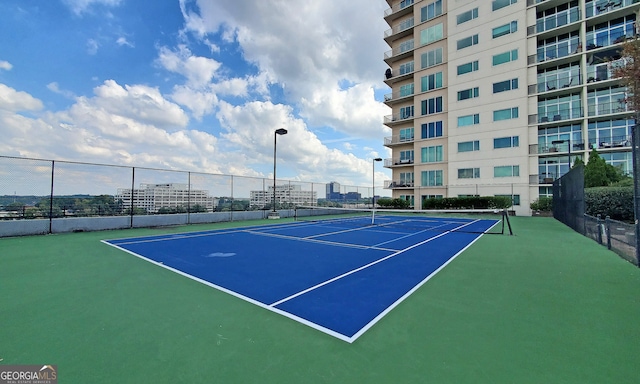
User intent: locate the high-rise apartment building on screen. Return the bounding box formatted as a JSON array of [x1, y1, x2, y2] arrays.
[[383, 0, 639, 215]]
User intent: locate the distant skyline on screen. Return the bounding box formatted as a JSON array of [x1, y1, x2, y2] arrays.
[[0, 0, 392, 192]]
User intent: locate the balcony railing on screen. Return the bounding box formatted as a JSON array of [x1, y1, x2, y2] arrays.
[[533, 140, 587, 154], [384, 0, 414, 18], [535, 7, 581, 34], [384, 39, 415, 60], [587, 100, 631, 117], [384, 113, 414, 124], [384, 17, 414, 39], [384, 88, 414, 103], [384, 158, 414, 167], [535, 73, 582, 93], [534, 107, 584, 124], [586, 0, 638, 18], [384, 180, 415, 189], [533, 39, 581, 64], [384, 135, 415, 146], [588, 135, 632, 149]]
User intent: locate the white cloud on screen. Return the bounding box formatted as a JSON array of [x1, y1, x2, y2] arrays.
[[116, 37, 134, 48], [91, 80, 189, 129], [0, 83, 44, 112], [179, 0, 391, 139], [87, 38, 99, 55], [62, 0, 123, 16], [47, 82, 76, 99], [216, 100, 382, 185], [0, 61, 12, 71], [157, 45, 221, 88]]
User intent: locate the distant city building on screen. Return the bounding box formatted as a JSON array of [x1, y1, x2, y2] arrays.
[[250, 184, 318, 208], [325, 182, 362, 202], [116, 183, 216, 213]]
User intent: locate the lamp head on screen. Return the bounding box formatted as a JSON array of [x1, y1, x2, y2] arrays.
[[275, 128, 288, 135], [373, 158, 382, 162]]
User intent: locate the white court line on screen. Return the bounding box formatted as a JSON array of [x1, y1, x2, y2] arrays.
[[268, 219, 480, 308], [245, 229, 399, 253]]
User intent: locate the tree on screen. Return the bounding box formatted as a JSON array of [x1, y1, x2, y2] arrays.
[[585, 148, 629, 187], [612, 37, 640, 113]]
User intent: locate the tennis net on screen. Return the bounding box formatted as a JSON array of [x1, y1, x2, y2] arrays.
[[294, 206, 513, 235]]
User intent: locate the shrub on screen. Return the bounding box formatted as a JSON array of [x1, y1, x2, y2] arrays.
[[530, 196, 553, 212], [376, 197, 410, 209], [585, 186, 633, 222], [422, 196, 511, 210]]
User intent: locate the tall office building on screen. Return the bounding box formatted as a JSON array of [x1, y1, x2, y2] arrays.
[[383, 0, 639, 215]]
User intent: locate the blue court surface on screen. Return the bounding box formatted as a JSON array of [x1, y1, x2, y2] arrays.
[[102, 215, 498, 343]]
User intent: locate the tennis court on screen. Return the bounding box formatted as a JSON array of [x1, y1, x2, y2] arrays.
[[103, 211, 501, 342]]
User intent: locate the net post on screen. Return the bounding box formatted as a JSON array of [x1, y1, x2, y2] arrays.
[[503, 209, 513, 235]]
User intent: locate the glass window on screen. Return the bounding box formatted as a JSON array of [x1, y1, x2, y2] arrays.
[[495, 194, 520, 206], [420, 48, 443, 69], [457, 8, 479, 25], [494, 136, 519, 148], [494, 165, 520, 177], [458, 114, 480, 127], [421, 170, 443, 186], [493, 78, 519, 93], [493, 107, 519, 121], [457, 34, 479, 50], [421, 0, 443, 22], [421, 96, 443, 115], [421, 121, 443, 139], [457, 87, 479, 101], [457, 61, 479, 75], [458, 168, 481, 179], [458, 140, 480, 152], [493, 49, 518, 66], [420, 23, 444, 46], [492, 0, 517, 12], [421, 145, 444, 163], [493, 21, 518, 38], [420, 72, 443, 92]]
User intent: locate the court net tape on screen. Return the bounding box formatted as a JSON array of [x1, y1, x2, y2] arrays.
[[294, 206, 513, 235]]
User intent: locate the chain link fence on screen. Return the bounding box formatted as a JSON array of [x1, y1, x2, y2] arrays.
[[553, 164, 638, 266], [0, 156, 381, 237]]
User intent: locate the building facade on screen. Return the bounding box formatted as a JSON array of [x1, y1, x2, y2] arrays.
[[116, 183, 216, 213], [383, 0, 639, 215], [250, 184, 318, 208]]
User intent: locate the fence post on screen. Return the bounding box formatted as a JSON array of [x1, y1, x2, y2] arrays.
[[49, 160, 55, 234], [130, 167, 135, 228], [597, 214, 603, 244], [605, 216, 611, 250]]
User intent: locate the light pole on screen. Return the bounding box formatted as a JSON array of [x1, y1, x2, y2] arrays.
[[372, 158, 382, 208], [269, 128, 288, 219]]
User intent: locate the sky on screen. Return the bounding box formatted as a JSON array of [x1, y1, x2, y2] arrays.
[[0, 0, 393, 194]]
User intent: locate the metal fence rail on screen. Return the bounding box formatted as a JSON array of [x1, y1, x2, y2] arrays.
[[584, 214, 638, 265], [0, 155, 380, 237]]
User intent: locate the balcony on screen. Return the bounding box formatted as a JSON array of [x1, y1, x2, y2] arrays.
[[384, 158, 414, 167], [534, 7, 581, 35], [384, 39, 415, 63], [587, 100, 632, 117], [384, 0, 414, 20], [586, 0, 638, 19], [384, 134, 415, 146], [531, 39, 581, 65], [531, 107, 584, 124], [384, 113, 415, 125], [532, 73, 582, 94], [384, 88, 414, 105], [384, 180, 415, 189], [384, 17, 414, 42], [588, 135, 632, 149], [532, 140, 587, 154]]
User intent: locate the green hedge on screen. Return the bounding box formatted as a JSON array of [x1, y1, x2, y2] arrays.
[[530, 196, 553, 212], [376, 197, 410, 209], [584, 186, 633, 222], [422, 196, 512, 210]]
